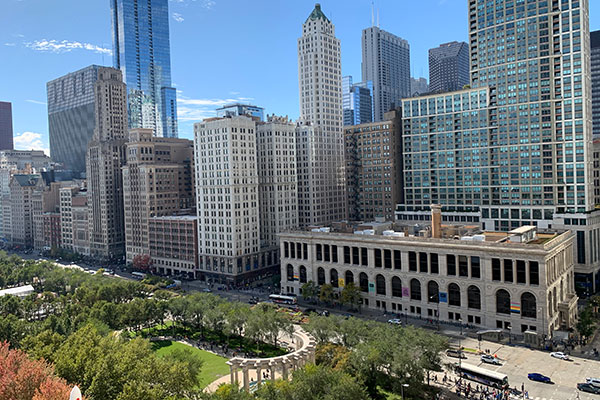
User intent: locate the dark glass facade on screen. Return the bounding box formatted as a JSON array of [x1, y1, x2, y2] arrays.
[[47, 65, 100, 175], [0, 101, 13, 150], [111, 0, 178, 138]]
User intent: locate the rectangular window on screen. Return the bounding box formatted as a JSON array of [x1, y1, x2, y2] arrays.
[[304, 243, 308, 260], [384, 249, 392, 269], [409, 251, 417, 272], [447, 255, 456, 276], [344, 246, 351, 264], [291, 243, 296, 258], [315, 244, 321, 261], [492, 258, 501, 281], [284, 242, 289, 258], [361, 248, 368, 266], [297, 243, 302, 259], [419, 252, 428, 273], [471, 256, 480, 278], [577, 231, 585, 264], [352, 247, 359, 265], [431, 253, 439, 274], [324, 245, 330, 262], [459, 255, 469, 277], [504, 259, 513, 283], [530, 261, 539, 285], [516, 260, 526, 284], [393, 250, 401, 270], [332, 245, 338, 263], [374, 249, 382, 268]]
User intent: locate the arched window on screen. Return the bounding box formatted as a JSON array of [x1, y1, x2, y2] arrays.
[[286, 264, 294, 281], [376, 274, 386, 295], [345, 270, 354, 285], [299, 266, 307, 283], [410, 279, 421, 301], [428, 281, 439, 303], [496, 289, 511, 315], [392, 276, 402, 297], [317, 267, 325, 285], [359, 272, 369, 293], [448, 283, 461, 307], [330, 269, 339, 288], [467, 285, 481, 310], [521, 292, 536, 319]]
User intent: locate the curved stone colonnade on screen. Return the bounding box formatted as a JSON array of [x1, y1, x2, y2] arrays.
[[225, 326, 316, 391]]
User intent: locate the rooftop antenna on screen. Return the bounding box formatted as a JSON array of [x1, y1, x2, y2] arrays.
[[371, 1, 375, 27], [377, 8, 380, 28]]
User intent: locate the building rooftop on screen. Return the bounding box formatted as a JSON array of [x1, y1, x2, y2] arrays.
[[0, 284, 35, 298], [150, 215, 197, 221], [306, 3, 329, 23]]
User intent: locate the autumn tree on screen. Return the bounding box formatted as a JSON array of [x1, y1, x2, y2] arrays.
[[132, 254, 152, 272]]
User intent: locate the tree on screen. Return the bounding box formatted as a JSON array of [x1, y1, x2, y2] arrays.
[[577, 305, 596, 339], [319, 284, 334, 305], [0, 341, 71, 400], [301, 281, 318, 302], [340, 282, 362, 311], [132, 255, 152, 272]]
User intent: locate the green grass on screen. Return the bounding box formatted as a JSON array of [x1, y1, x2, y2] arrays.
[[152, 340, 229, 389]]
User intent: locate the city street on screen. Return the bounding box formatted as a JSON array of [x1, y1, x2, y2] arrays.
[[447, 336, 600, 400]]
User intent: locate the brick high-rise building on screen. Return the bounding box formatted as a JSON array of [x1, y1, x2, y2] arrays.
[[0, 101, 13, 150], [122, 128, 194, 263]]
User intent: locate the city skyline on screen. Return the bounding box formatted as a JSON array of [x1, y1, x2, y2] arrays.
[[7, 0, 599, 156]]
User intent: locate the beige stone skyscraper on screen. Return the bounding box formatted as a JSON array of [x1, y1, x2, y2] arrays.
[[122, 128, 194, 264], [86, 67, 128, 260], [296, 3, 346, 227]]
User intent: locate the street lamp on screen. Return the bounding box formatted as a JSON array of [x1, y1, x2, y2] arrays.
[[508, 325, 512, 345], [459, 318, 463, 336], [429, 294, 440, 331], [538, 306, 545, 348], [458, 319, 463, 371], [401, 383, 409, 400]]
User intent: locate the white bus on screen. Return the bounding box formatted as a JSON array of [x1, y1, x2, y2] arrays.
[[456, 363, 508, 389], [132, 272, 146, 280], [269, 294, 297, 305]]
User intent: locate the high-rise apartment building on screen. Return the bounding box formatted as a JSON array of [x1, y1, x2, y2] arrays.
[[428, 41, 470, 93], [410, 77, 429, 96], [342, 76, 373, 126], [256, 115, 299, 248], [86, 67, 128, 260], [8, 174, 44, 248], [0, 102, 13, 150], [60, 185, 90, 256], [194, 116, 267, 283], [592, 30, 600, 137], [149, 215, 198, 278], [47, 65, 101, 175], [345, 109, 402, 222], [297, 3, 346, 227], [362, 26, 410, 122], [111, 0, 178, 138], [216, 104, 265, 122], [122, 128, 194, 263], [398, 0, 599, 296]]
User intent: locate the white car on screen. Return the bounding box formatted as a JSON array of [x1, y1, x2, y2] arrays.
[[586, 377, 600, 388], [550, 351, 570, 360], [387, 318, 402, 325], [480, 354, 501, 365]]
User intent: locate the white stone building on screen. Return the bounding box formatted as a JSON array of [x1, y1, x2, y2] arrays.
[[296, 4, 346, 227], [280, 224, 578, 340]]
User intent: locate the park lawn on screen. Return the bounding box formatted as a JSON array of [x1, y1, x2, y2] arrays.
[[152, 340, 230, 389]]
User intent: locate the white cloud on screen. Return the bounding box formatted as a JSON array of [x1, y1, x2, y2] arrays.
[[25, 39, 112, 55], [169, 0, 215, 9], [14, 132, 49, 156], [4, 43, 16, 47], [177, 94, 254, 122], [172, 12, 184, 22], [202, 0, 216, 9], [25, 99, 46, 105]]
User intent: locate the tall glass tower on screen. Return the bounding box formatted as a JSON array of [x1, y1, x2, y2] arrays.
[[111, 0, 178, 138]]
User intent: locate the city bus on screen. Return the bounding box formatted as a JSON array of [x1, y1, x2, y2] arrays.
[[132, 272, 146, 280], [456, 363, 509, 389], [269, 294, 297, 305]]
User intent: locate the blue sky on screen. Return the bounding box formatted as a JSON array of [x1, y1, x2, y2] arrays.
[[1, 0, 599, 155]]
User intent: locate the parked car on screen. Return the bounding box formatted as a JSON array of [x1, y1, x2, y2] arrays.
[[387, 318, 402, 326], [578, 383, 600, 394], [527, 373, 552, 383], [481, 354, 501, 365], [446, 349, 467, 359], [320, 310, 330, 317], [587, 378, 600, 388], [202, 288, 212, 293], [248, 296, 259, 305], [550, 352, 570, 360]]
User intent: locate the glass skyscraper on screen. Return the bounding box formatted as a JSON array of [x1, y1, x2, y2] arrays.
[[111, 0, 178, 138], [342, 76, 373, 126], [399, 0, 599, 296], [429, 41, 470, 93], [0, 102, 13, 151]]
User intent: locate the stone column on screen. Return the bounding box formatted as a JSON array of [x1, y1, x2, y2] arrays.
[[256, 362, 262, 386], [242, 365, 250, 392], [269, 360, 276, 381], [281, 360, 289, 380], [227, 361, 235, 385]]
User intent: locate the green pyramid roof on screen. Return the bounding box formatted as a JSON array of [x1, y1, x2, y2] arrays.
[[305, 3, 329, 23]]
